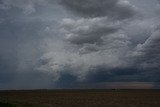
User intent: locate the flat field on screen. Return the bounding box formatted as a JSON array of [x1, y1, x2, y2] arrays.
[[0, 90, 160, 107]]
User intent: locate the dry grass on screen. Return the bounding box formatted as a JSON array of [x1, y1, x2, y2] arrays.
[[0, 90, 160, 107]]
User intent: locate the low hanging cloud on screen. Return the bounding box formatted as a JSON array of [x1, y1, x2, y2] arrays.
[[0, 0, 160, 89], [132, 30, 160, 69], [38, 0, 160, 84], [61, 17, 120, 44], [39, 22, 132, 82], [38, 0, 139, 83]]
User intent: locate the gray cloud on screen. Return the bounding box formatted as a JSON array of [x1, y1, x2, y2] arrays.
[[33, 0, 160, 84], [0, 0, 64, 89], [61, 17, 120, 45], [38, 30, 132, 82], [0, 0, 160, 89], [132, 30, 160, 69], [46, 0, 135, 83], [60, 0, 136, 20], [1, 0, 51, 14]]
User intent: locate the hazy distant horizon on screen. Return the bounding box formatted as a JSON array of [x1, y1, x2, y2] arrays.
[[1, 82, 160, 90]]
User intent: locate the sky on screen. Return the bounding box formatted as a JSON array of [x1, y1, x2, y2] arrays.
[[0, 0, 160, 89]]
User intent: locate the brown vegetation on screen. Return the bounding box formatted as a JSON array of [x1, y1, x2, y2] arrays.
[[0, 90, 160, 107]]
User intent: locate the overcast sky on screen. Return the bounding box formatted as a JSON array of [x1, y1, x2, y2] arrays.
[[0, 0, 160, 89]]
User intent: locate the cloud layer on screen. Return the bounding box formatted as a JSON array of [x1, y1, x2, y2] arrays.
[[60, 0, 136, 20], [0, 0, 160, 89]]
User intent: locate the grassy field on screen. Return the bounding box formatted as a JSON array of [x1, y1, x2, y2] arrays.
[[0, 89, 160, 107]]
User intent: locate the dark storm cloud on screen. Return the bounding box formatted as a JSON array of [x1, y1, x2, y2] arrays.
[[0, 18, 55, 89], [0, 0, 160, 89], [61, 18, 120, 45], [133, 30, 160, 69], [0, 0, 63, 89], [60, 0, 136, 20], [41, 0, 160, 85], [51, 0, 134, 83]]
